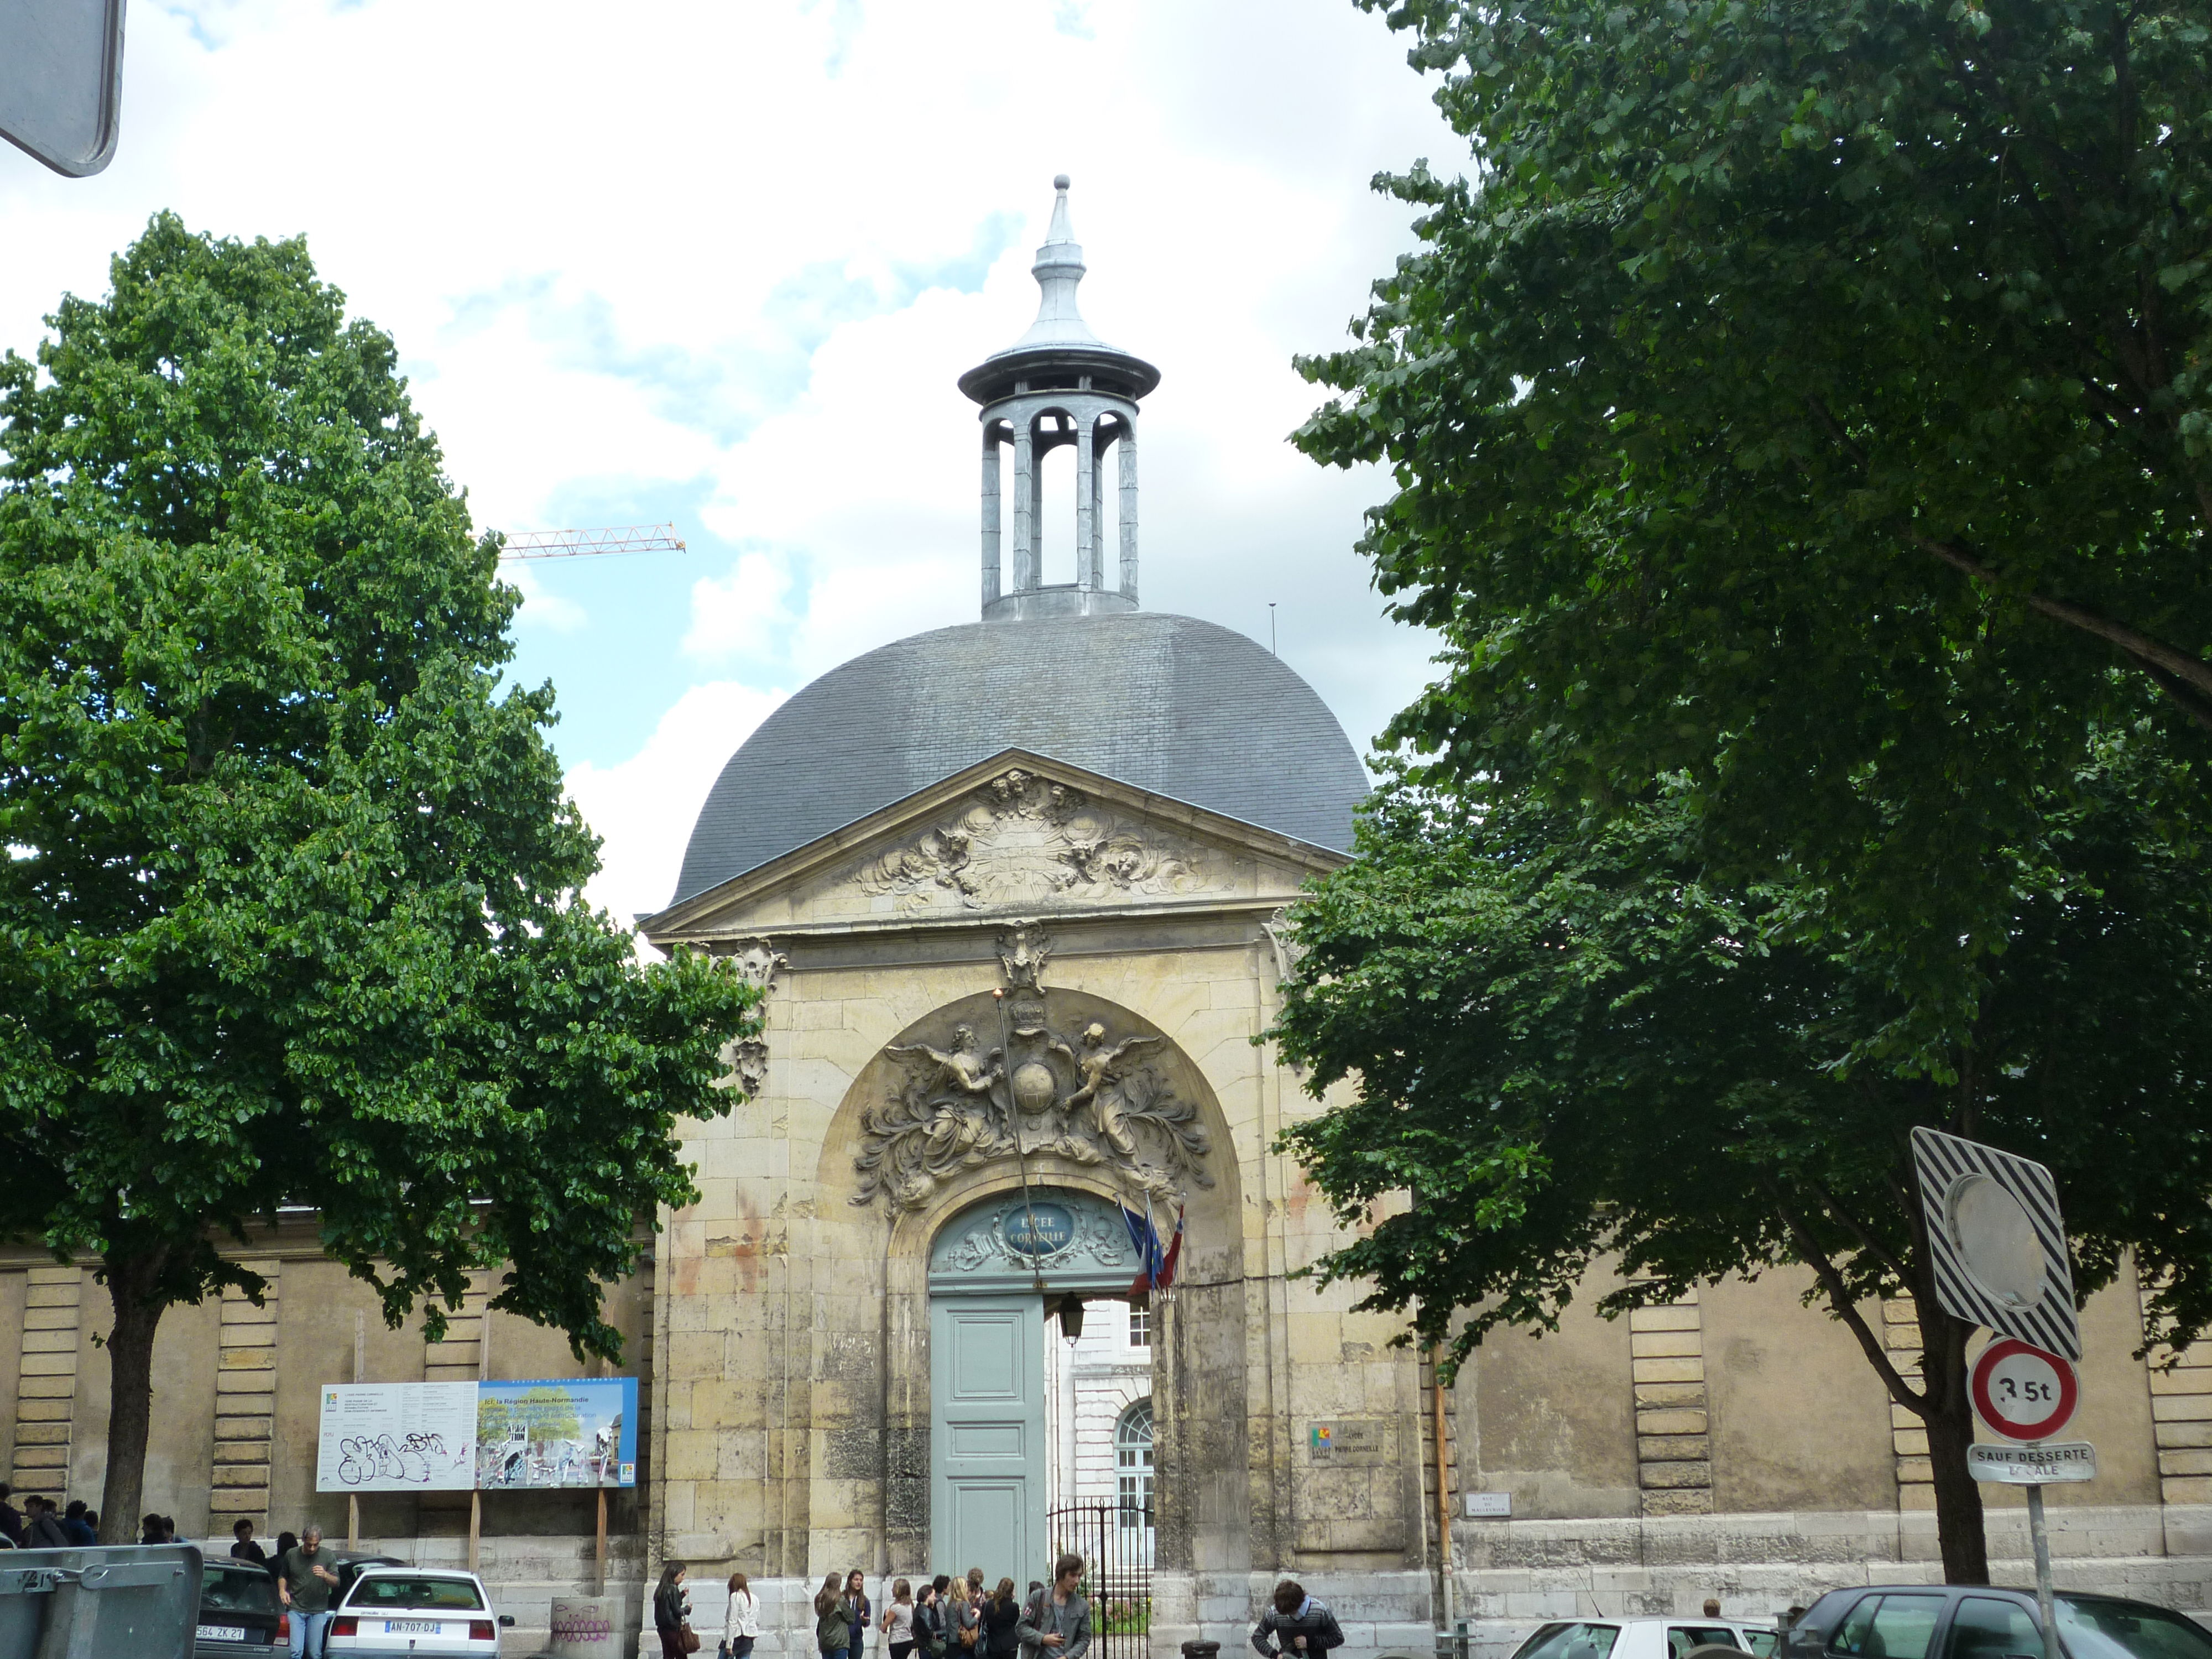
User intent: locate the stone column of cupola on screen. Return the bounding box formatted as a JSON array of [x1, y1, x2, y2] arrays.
[[1117, 424, 1138, 603]]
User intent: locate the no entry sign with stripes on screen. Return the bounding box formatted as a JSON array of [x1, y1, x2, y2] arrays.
[[1911, 1126, 2081, 1360]]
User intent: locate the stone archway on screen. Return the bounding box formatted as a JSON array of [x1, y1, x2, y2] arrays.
[[816, 985, 1246, 1579]]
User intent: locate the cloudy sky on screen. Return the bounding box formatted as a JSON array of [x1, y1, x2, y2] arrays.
[[1, 0, 1460, 929]]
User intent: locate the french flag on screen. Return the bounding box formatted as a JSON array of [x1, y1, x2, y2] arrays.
[[1120, 1202, 1183, 1299]]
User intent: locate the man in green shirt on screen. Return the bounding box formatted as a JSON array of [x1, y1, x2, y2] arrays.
[[279, 1524, 342, 1657]]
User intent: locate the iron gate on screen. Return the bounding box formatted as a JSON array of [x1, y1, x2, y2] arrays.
[[1045, 1501, 1153, 1659]]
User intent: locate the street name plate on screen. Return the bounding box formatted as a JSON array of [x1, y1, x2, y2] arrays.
[[1968, 1441, 2097, 1485], [1464, 1491, 1512, 1517], [1308, 1419, 1386, 1466]]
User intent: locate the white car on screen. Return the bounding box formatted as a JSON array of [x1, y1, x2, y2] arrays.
[[1509, 1616, 1784, 1659], [325, 1567, 514, 1657]]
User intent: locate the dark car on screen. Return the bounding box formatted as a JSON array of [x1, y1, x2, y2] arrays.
[[197, 1558, 286, 1655], [1783, 1585, 2212, 1659]]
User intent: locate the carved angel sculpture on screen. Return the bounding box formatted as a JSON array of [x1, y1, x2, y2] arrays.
[[884, 1024, 999, 1096], [1052, 1022, 1164, 1159]]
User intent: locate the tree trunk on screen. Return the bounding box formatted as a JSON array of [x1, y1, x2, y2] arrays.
[[1916, 1291, 1988, 1583], [96, 1252, 168, 1546], [1924, 1394, 1990, 1584]]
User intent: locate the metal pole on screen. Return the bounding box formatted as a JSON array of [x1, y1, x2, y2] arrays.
[[1431, 1344, 1455, 1636], [2028, 1482, 2058, 1659], [349, 1312, 366, 1548]]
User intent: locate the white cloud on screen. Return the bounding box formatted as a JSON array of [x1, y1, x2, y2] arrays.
[[682, 552, 794, 661], [565, 681, 789, 928]]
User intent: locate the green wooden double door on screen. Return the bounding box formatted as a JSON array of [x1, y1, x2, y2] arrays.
[[931, 1295, 1046, 1579]]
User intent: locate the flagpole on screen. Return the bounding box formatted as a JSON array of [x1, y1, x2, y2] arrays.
[[993, 989, 1046, 1298]]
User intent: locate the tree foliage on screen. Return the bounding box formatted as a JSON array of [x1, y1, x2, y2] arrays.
[[1272, 734, 2212, 1580], [0, 214, 757, 1538], [1295, 0, 2212, 1065]]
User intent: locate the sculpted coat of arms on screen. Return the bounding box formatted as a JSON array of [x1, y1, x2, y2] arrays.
[[854, 768, 1217, 912], [852, 989, 1213, 1210]]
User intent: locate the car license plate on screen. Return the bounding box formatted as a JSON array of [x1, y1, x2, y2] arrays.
[[196, 1626, 248, 1642], [385, 1620, 442, 1635]]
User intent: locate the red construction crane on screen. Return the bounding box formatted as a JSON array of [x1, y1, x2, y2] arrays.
[[495, 524, 687, 561]]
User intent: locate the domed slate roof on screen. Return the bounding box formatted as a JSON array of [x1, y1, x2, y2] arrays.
[[671, 611, 1369, 904]]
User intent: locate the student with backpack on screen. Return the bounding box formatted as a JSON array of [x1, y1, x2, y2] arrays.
[[1016, 1556, 1091, 1659]]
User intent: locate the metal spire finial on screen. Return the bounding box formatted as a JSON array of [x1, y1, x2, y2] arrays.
[[1014, 175, 1099, 349]]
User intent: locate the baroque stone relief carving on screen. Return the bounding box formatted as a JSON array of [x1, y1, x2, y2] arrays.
[[852, 990, 1213, 1210], [717, 938, 786, 1098], [853, 768, 1222, 913]]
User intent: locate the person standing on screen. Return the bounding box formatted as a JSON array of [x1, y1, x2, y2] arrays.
[[847, 1571, 873, 1659], [1017, 1556, 1091, 1659], [916, 1580, 946, 1659], [231, 1519, 269, 1567], [1249, 1581, 1344, 1659], [279, 1523, 342, 1659], [723, 1571, 760, 1659], [882, 1577, 919, 1659], [60, 1501, 95, 1546], [984, 1579, 1022, 1659], [138, 1511, 166, 1544], [816, 1572, 855, 1659], [957, 1572, 985, 1655], [654, 1562, 693, 1659], [267, 1531, 298, 1592], [23, 1498, 69, 1549], [0, 1483, 22, 1547]]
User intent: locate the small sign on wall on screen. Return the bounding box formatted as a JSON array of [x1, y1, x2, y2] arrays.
[[1463, 1492, 1512, 1518], [1307, 1419, 1387, 1466]]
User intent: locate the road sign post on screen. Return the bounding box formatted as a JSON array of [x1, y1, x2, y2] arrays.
[[1968, 1337, 2085, 1659]]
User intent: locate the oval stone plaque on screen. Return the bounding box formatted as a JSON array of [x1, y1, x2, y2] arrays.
[[1003, 1202, 1076, 1258]]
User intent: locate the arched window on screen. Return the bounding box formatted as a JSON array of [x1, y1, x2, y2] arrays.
[[1115, 1397, 1154, 1533]]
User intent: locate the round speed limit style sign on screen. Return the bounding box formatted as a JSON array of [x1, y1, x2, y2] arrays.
[[1971, 1337, 2079, 1441]]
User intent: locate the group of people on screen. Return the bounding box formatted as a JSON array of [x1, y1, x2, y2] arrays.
[[648, 1553, 1342, 1659], [0, 1483, 99, 1547]]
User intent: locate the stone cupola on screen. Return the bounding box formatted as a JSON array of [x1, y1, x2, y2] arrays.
[[958, 177, 1161, 622]]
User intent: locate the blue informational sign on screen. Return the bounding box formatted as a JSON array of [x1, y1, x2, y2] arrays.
[[1001, 1202, 1075, 1258], [475, 1376, 638, 1489]]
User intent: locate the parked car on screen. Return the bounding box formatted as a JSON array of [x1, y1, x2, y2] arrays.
[[1781, 1584, 2212, 1659], [196, 1557, 287, 1655], [324, 1550, 409, 1599], [325, 1566, 515, 1657], [1510, 1615, 1788, 1659]]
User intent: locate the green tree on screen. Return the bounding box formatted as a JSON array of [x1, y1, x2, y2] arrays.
[[1295, 0, 2212, 1060], [1270, 735, 2212, 1583], [0, 215, 758, 1541]]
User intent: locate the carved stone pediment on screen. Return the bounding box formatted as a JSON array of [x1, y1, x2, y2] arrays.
[[851, 768, 1224, 915], [852, 991, 1213, 1211]]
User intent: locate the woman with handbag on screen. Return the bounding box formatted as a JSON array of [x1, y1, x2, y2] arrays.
[[816, 1572, 855, 1659], [722, 1571, 760, 1659], [654, 1562, 697, 1658]]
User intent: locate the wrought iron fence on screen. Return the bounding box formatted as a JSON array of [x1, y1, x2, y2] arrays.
[[1046, 1501, 1154, 1659]]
